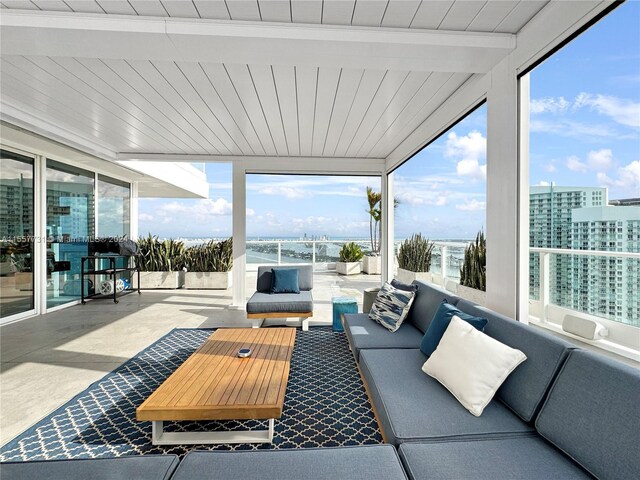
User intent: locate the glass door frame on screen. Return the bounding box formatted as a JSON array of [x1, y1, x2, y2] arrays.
[[0, 146, 42, 324]]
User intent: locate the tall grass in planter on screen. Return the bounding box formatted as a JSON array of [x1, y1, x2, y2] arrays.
[[134, 235, 186, 289], [460, 231, 486, 292], [396, 234, 435, 284]]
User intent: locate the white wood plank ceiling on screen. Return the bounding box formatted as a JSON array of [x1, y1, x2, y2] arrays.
[[0, 1, 548, 33], [0, 1, 549, 159]]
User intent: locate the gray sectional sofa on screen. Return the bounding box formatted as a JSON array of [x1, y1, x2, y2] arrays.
[[4, 279, 638, 479], [344, 280, 640, 479]]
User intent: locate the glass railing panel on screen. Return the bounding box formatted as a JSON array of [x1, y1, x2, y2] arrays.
[[246, 241, 279, 265]]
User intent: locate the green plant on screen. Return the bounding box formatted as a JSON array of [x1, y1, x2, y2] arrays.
[[135, 234, 185, 272], [339, 242, 364, 263], [365, 187, 400, 255], [460, 230, 486, 291], [183, 238, 233, 272], [397, 234, 435, 272]]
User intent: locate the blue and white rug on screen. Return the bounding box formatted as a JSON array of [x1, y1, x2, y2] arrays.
[[0, 328, 382, 461]]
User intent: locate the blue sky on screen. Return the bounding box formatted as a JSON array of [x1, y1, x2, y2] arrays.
[[139, 2, 639, 240]]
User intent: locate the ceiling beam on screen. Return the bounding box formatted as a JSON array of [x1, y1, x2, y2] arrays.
[[0, 11, 515, 73]]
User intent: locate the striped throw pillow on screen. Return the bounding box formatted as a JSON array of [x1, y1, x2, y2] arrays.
[[368, 281, 416, 332]]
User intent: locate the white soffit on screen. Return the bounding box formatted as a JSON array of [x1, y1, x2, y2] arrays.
[[0, 2, 551, 162]]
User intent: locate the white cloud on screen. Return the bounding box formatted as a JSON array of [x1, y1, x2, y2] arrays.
[[598, 161, 640, 192], [258, 186, 307, 199], [566, 156, 588, 173], [159, 198, 233, 216], [530, 96, 570, 114], [138, 213, 153, 221], [445, 131, 486, 181], [537, 181, 551, 187], [587, 149, 614, 170], [455, 199, 486, 212], [574, 93, 640, 128]]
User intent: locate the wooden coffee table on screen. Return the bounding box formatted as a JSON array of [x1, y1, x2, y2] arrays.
[[136, 327, 296, 445]]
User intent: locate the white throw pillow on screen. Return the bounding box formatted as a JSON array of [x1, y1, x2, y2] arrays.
[[422, 315, 527, 416]]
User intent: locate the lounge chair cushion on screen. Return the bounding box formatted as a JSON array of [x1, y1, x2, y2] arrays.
[[536, 349, 640, 480], [0, 455, 180, 480], [171, 446, 408, 480], [246, 291, 313, 314], [405, 281, 460, 334], [256, 265, 313, 292], [398, 437, 590, 480], [359, 349, 534, 445], [455, 300, 574, 422], [343, 313, 423, 362]]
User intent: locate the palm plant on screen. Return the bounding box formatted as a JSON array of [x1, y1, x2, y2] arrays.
[[460, 230, 486, 291], [397, 234, 435, 272], [339, 242, 365, 263], [365, 187, 399, 255], [183, 238, 233, 273], [135, 234, 186, 272]]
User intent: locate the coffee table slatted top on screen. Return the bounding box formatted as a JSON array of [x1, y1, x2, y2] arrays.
[[137, 328, 296, 422]]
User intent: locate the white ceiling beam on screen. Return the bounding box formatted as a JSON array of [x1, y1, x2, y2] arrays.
[[116, 153, 386, 175], [0, 10, 515, 73]]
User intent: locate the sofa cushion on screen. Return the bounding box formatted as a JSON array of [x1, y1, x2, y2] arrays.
[[406, 281, 460, 334], [536, 349, 640, 480], [270, 267, 300, 294], [343, 313, 423, 362], [246, 291, 313, 314], [423, 316, 526, 417], [455, 300, 573, 423], [171, 446, 408, 480], [420, 301, 487, 356], [391, 278, 418, 292], [398, 437, 591, 480], [369, 282, 416, 332], [0, 455, 180, 480], [359, 349, 534, 445], [256, 265, 313, 292]]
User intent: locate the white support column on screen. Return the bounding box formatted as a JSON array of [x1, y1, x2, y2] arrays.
[[35, 154, 47, 314], [130, 181, 139, 239], [381, 172, 395, 284], [486, 57, 519, 318], [517, 74, 531, 323], [232, 161, 246, 309]]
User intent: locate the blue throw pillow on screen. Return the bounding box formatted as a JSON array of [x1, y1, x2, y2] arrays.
[[420, 301, 488, 356], [270, 268, 300, 294]]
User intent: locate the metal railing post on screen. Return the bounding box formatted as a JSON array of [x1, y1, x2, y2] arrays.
[[539, 251, 550, 322], [312, 241, 316, 271], [277, 242, 281, 265]]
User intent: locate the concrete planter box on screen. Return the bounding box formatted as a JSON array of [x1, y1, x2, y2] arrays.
[[430, 273, 444, 287], [456, 284, 487, 306], [184, 271, 232, 290], [134, 271, 183, 289], [396, 268, 431, 284], [363, 256, 381, 275], [336, 261, 361, 275]]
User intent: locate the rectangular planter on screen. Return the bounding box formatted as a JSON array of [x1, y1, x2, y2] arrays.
[[184, 271, 232, 290], [363, 256, 381, 275], [336, 261, 361, 275], [456, 284, 487, 306], [396, 268, 431, 285], [134, 271, 183, 289]]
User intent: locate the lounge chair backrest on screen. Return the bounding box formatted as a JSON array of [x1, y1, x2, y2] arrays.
[[256, 265, 314, 292]]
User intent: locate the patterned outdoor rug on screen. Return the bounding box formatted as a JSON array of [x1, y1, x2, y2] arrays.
[[1, 328, 382, 461]]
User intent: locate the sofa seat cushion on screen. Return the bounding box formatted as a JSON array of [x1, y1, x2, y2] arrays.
[[0, 455, 180, 480], [246, 291, 313, 314], [344, 313, 423, 362], [171, 446, 408, 480], [536, 349, 640, 480], [359, 349, 534, 445], [455, 300, 574, 423], [406, 281, 460, 334], [398, 437, 590, 480]]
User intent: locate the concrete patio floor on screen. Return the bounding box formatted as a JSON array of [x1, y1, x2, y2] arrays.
[[0, 271, 380, 446]]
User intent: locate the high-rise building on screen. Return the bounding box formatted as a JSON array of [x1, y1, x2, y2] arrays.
[[529, 185, 640, 326]]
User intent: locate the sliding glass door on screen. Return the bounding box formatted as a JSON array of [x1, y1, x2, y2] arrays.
[[46, 160, 95, 308], [0, 150, 35, 319]]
